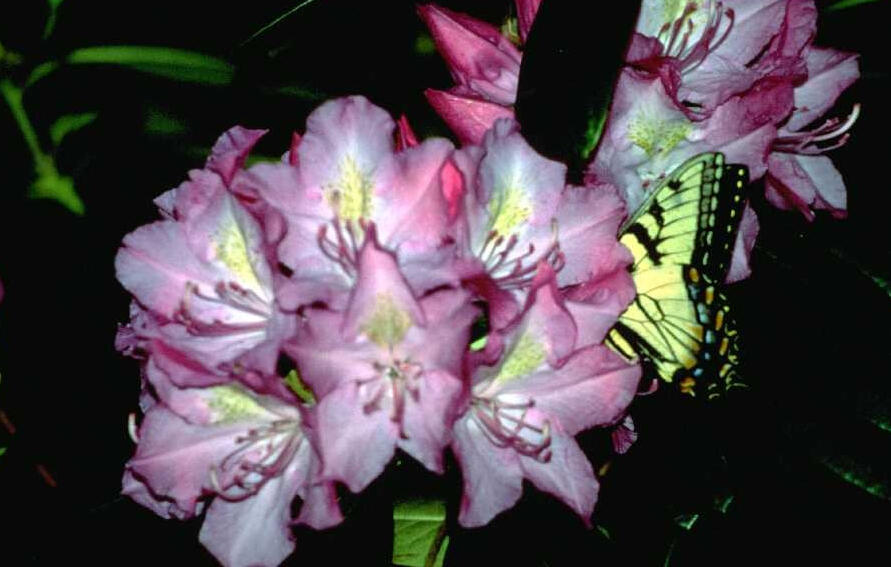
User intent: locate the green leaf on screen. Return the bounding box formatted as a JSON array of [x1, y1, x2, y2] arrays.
[[714, 494, 734, 514], [30, 172, 84, 215], [50, 112, 98, 147], [44, 0, 65, 39], [857, 390, 891, 434], [0, 447, 6, 458], [827, 247, 891, 300], [785, 421, 891, 501], [392, 499, 449, 567], [144, 108, 187, 136], [26, 61, 59, 87], [825, 0, 883, 11], [819, 453, 890, 499], [673, 513, 700, 531], [67, 46, 234, 85], [261, 84, 326, 101]]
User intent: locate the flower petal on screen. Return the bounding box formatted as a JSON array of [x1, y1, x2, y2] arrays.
[[611, 415, 638, 455], [315, 383, 397, 493], [205, 126, 267, 186], [199, 462, 302, 567], [765, 152, 847, 219], [555, 184, 634, 288], [424, 88, 515, 145], [518, 418, 599, 524], [342, 230, 426, 343], [726, 204, 760, 283], [451, 416, 523, 527], [115, 221, 213, 319], [407, 288, 479, 377], [126, 406, 243, 516], [497, 346, 641, 435], [400, 369, 463, 473], [287, 310, 379, 398], [521, 264, 577, 365], [298, 95, 395, 224], [787, 47, 860, 132], [122, 469, 195, 520], [515, 0, 542, 42], [375, 137, 457, 257], [294, 447, 344, 530], [418, 4, 521, 105]]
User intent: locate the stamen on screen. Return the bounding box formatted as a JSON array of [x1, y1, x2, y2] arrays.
[[659, 1, 734, 78], [494, 243, 564, 290], [774, 104, 860, 155], [175, 281, 271, 337], [470, 395, 552, 462], [209, 418, 303, 501], [316, 224, 355, 276], [486, 234, 522, 273], [479, 231, 503, 264], [369, 359, 423, 438]]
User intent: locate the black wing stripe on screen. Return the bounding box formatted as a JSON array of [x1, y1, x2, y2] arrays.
[[609, 152, 747, 398]]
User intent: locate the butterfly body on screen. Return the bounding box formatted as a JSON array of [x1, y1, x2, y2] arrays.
[[607, 153, 746, 399]]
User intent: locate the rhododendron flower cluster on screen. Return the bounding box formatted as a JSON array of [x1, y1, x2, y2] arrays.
[[421, 0, 860, 282], [116, 95, 640, 566]]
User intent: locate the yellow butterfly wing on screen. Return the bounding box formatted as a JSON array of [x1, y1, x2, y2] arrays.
[[607, 153, 746, 398]]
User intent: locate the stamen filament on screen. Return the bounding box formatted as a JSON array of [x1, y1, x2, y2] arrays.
[[209, 418, 303, 502], [774, 104, 860, 155], [470, 396, 552, 462]]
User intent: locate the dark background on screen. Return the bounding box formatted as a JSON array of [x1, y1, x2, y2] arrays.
[[0, 1, 889, 565]]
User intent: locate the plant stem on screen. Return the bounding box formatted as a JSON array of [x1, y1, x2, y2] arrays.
[[0, 78, 55, 177]]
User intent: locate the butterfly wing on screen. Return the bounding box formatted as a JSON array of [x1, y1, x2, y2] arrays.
[[607, 153, 747, 398]]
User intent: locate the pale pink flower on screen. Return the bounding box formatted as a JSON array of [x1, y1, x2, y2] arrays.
[[285, 228, 478, 493], [235, 96, 463, 311], [451, 267, 640, 526], [116, 127, 295, 393], [452, 118, 635, 328], [766, 47, 860, 219], [124, 363, 340, 567]]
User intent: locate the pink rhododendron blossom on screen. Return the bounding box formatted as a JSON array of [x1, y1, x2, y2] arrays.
[[287, 229, 477, 492], [452, 119, 634, 328], [419, 2, 530, 143], [602, 0, 859, 278], [106, 0, 866, 559], [420, 1, 859, 284], [425, 88, 516, 146], [589, 68, 791, 216], [631, 0, 811, 118], [117, 93, 643, 565], [451, 273, 640, 526], [419, 3, 521, 106], [456, 119, 565, 282], [235, 96, 462, 310], [766, 48, 860, 219], [124, 374, 340, 567], [116, 128, 295, 393], [587, 67, 791, 281]]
